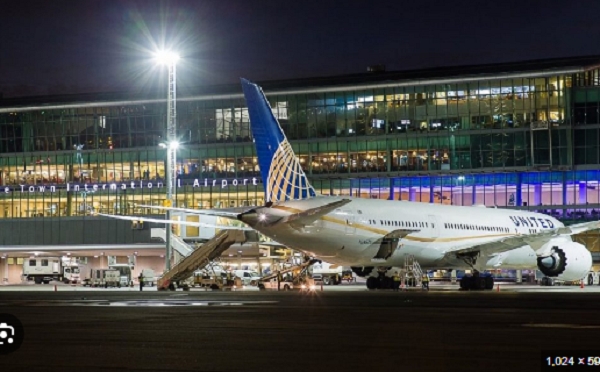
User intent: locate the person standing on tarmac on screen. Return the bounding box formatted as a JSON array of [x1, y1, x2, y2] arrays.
[[392, 271, 401, 291], [138, 272, 144, 291], [422, 273, 430, 291]]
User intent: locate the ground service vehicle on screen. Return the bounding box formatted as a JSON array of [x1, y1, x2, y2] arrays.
[[90, 269, 121, 287], [140, 269, 156, 286], [585, 271, 599, 285], [259, 277, 317, 291], [23, 257, 80, 284], [232, 270, 261, 285], [109, 264, 134, 287], [259, 278, 294, 291], [310, 262, 349, 285]]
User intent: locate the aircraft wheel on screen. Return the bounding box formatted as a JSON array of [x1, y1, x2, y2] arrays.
[[323, 276, 331, 285], [459, 276, 471, 290], [382, 276, 393, 289], [474, 277, 486, 290], [484, 276, 494, 290], [283, 284, 291, 291], [366, 277, 378, 290]]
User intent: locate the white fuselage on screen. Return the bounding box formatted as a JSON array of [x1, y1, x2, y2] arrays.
[[244, 197, 564, 271]]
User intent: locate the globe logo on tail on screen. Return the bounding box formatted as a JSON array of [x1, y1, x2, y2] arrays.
[[267, 140, 315, 202]]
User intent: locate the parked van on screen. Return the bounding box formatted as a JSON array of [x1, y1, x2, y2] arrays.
[[233, 270, 261, 285]]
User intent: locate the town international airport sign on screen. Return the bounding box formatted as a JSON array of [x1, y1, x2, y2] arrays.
[[2, 177, 262, 194]]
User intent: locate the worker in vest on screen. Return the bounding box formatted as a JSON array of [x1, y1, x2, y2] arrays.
[[422, 273, 430, 291], [392, 271, 401, 291], [138, 272, 144, 291]]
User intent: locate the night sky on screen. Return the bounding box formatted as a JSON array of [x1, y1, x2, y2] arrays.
[[2, 0, 600, 98]]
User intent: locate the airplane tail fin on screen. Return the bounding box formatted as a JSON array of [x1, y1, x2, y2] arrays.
[[241, 78, 316, 203]]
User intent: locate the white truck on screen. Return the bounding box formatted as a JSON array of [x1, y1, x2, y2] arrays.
[[23, 257, 80, 284], [310, 262, 350, 285], [140, 269, 156, 287], [232, 270, 261, 286], [88, 269, 121, 288], [109, 264, 134, 287], [585, 271, 599, 286]]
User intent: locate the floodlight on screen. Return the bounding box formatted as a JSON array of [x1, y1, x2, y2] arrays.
[[155, 50, 180, 65]]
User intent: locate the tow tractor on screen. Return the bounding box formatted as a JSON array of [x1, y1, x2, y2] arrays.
[[194, 271, 240, 290]]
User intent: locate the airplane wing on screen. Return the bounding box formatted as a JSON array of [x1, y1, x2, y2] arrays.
[[134, 204, 247, 219], [95, 213, 254, 230], [559, 220, 600, 235], [273, 199, 352, 226], [443, 220, 600, 259]]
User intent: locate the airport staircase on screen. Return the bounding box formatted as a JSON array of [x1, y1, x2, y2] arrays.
[[403, 254, 423, 287], [157, 230, 249, 290], [151, 228, 194, 257]]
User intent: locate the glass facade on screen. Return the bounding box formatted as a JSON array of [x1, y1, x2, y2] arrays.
[[1, 60, 600, 225]]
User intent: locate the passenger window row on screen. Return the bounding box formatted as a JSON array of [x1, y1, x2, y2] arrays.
[[444, 223, 509, 233], [368, 219, 430, 229]]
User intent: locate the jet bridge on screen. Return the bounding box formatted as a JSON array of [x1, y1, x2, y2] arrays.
[[157, 230, 250, 290]]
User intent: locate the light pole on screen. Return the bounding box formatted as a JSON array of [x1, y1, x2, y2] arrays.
[[156, 50, 179, 272]]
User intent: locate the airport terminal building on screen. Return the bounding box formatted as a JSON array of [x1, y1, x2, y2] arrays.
[[1, 55, 600, 258]]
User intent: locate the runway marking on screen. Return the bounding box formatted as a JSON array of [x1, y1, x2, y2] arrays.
[[0, 300, 278, 307], [522, 323, 600, 329]]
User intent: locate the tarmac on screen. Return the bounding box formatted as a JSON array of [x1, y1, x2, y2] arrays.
[[1, 282, 600, 371], [2, 280, 599, 292]]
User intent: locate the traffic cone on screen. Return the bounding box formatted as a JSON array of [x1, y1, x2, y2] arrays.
[[496, 284, 500, 292], [581, 280, 585, 289]]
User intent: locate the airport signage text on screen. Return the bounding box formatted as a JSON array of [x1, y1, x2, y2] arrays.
[[3, 178, 261, 194]]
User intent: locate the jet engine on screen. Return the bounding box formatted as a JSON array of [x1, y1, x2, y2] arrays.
[[536, 242, 592, 281]]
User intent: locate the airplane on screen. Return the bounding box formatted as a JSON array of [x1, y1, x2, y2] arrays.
[[102, 78, 599, 290]]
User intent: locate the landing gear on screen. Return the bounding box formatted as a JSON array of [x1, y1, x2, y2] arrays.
[[366, 277, 378, 290], [366, 274, 394, 290], [456, 252, 495, 291], [484, 276, 494, 290], [540, 277, 555, 286], [459, 272, 494, 291]]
